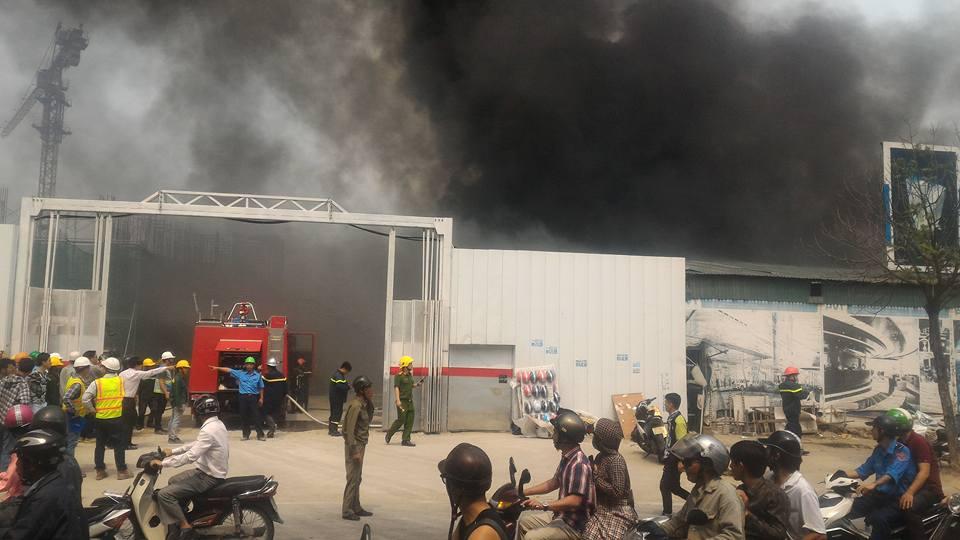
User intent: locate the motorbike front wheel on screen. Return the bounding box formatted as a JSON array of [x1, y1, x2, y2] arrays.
[[219, 506, 275, 539]]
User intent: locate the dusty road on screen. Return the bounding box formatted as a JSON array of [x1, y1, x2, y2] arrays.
[[76, 425, 960, 539]]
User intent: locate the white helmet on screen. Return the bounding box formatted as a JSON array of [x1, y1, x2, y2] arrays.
[[266, 358, 278, 367], [68, 351, 81, 361], [102, 357, 121, 372], [160, 351, 176, 361], [74, 357, 91, 369]]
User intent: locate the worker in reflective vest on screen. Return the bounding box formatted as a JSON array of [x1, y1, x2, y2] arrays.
[[82, 357, 131, 480], [61, 357, 94, 458]]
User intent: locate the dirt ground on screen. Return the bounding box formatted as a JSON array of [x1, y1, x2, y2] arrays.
[[76, 423, 960, 540]]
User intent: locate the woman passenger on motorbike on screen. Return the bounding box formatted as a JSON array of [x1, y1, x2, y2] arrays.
[[582, 418, 637, 540]]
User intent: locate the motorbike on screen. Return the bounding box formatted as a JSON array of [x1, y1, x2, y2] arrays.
[[931, 493, 960, 540], [88, 447, 282, 539], [819, 471, 948, 539], [489, 457, 532, 537], [630, 397, 667, 462]]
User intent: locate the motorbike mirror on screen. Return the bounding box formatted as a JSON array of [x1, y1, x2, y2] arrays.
[[518, 469, 531, 499], [360, 523, 372, 540], [687, 509, 709, 526], [509, 457, 517, 487]]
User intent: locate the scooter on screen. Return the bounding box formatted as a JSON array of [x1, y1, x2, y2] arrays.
[[89, 447, 282, 539], [489, 457, 531, 537], [820, 471, 948, 539], [931, 493, 960, 540], [630, 397, 667, 462]]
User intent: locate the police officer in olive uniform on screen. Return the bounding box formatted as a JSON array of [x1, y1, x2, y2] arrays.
[[836, 414, 917, 539], [342, 376, 375, 521], [385, 355, 421, 447]]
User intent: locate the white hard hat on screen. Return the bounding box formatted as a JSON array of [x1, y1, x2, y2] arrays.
[[50, 352, 62, 360], [68, 351, 81, 361], [267, 358, 278, 367], [160, 351, 176, 361], [74, 357, 91, 368], [102, 357, 121, 372]]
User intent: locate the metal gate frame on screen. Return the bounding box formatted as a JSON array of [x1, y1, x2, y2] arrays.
[[11, 190, 453, 433]]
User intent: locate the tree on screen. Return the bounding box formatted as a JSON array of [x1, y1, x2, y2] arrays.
[[824, 134, 960, 468]]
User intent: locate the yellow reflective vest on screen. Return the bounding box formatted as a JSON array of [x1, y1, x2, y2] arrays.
[[62, 376, 87, 417], [95, 376, 124, 420]]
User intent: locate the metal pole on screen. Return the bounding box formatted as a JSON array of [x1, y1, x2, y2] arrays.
[[98, 216, 113, 354], [382, 228, 396, 428], [11, 199, 35, 353], [39, 213, 57, 350]]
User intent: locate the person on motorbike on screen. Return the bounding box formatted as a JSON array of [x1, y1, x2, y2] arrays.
[[730, 440, 789, 540], [759, 430, 825, 540], [151, 394, 229, 540], [30, 405, 82, 504], [438, 443, 509, 540], [518, 408, 596, 539], [885, 407, 944, 540], [835, 414, 917, 540], [660, 392, 690, 515], [2, 428, 87, 540], [658, 433, 744, 540], [583, 418, 637, 540]]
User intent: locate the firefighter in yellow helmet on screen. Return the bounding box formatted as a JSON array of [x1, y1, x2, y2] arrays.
[[385, 356, 421, 447]]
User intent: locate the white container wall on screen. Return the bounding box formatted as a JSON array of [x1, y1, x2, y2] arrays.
[[450, 248, 686, 418]]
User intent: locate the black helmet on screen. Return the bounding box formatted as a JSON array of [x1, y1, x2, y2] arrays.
[[759, 430, 803, 459], [867, 414, 900, 438], [353, 375, 372, 393], [438, 443, 493, 492], [13, 428, 64, 466], [32, 405, 67, 436], [551, 408, 586, 445], [193, 395, 221, 417]]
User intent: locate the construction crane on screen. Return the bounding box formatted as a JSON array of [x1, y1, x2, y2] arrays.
[[2, 23, 88, 198]]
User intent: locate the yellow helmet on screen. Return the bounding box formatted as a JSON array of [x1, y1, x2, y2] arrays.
[[176, 360, 191, 369], [399, 355, 414, 368], [143, 358, 156, 367]]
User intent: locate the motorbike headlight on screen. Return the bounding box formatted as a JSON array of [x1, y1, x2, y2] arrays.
[[948, 493, 960, 515]]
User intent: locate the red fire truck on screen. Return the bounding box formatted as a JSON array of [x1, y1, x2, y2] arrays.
[[189, 302, 314, 413]]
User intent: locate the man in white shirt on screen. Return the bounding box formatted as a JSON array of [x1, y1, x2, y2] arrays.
[[152, 394, 229, 540], [120, 356, 172, 450], [760, 430, 826, 540]]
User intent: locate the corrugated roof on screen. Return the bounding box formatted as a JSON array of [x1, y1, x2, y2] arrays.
[[686, 259, 874, 282]]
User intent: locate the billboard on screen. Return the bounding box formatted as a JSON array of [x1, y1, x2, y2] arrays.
[[883, 141, 960, 266]]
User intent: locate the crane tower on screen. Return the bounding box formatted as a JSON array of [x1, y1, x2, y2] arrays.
[[1, 23, 88, 198]]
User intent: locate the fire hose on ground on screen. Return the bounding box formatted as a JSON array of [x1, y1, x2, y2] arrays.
[[286, 394, 383, 429]]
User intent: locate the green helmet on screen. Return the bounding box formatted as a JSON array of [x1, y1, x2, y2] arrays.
[[885, 408, 914, 434], [244, 356, 256, 364]]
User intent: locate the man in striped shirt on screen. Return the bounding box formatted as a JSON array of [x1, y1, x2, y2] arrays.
[[518, 409, 596, 539]]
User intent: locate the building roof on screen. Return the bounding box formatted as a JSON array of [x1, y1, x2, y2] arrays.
[[686, 259, 873, 282]]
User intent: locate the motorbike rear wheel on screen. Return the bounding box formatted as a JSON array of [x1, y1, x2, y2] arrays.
[[219, 506, 275, 539]]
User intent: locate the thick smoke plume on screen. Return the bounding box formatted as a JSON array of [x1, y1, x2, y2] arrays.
[[1, 1, 959, 388]]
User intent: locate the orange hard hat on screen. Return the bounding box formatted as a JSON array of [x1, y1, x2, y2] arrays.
[[784, 366, 800, 376]]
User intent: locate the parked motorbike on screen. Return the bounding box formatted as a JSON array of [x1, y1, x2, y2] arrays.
[[820, 471, 947, 539], [630, 397, 667, 462], [88, 447, 282, 539], [489, 457, 531, 537]]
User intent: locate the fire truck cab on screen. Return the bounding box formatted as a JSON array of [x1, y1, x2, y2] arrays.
[[189, 302, 314, 414]]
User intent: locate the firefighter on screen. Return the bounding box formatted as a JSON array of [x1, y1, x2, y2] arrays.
[[778, 366, 809, 439], [342, 375, 375, 521], [385, 355, 421, 447], [261, 358, 287, 438], [292, 357, 312, 410], [211, 357, 265, 441], [328, 362, 353, 436]]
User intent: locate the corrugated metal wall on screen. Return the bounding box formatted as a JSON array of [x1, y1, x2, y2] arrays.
[[450, 249, 686, 418]]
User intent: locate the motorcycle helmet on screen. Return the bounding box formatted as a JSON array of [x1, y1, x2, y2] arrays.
[[523, 384, 532, 398], [524, 402, 532, 415], [533, 400, 542, 413], [546, 370, 555, 383], [536, 370, 546, 384], [551, 408, 586, 445], [669, 433, 730, 475], [438, 443, 493, 492], [13, 429, 64, 485], [521, 371, 530, 384], [353, 375, 373, 394], [547, 401, 557, 413], [32, 405, 67, 437], [885, 408, 914, 435], [758, 430, 803, 459], [553, 391, 561, 404], [866, 414, 901, 439], [529, 370, 537, 383], [4, 404, 33, 436], [193, 394, 221, 417]]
